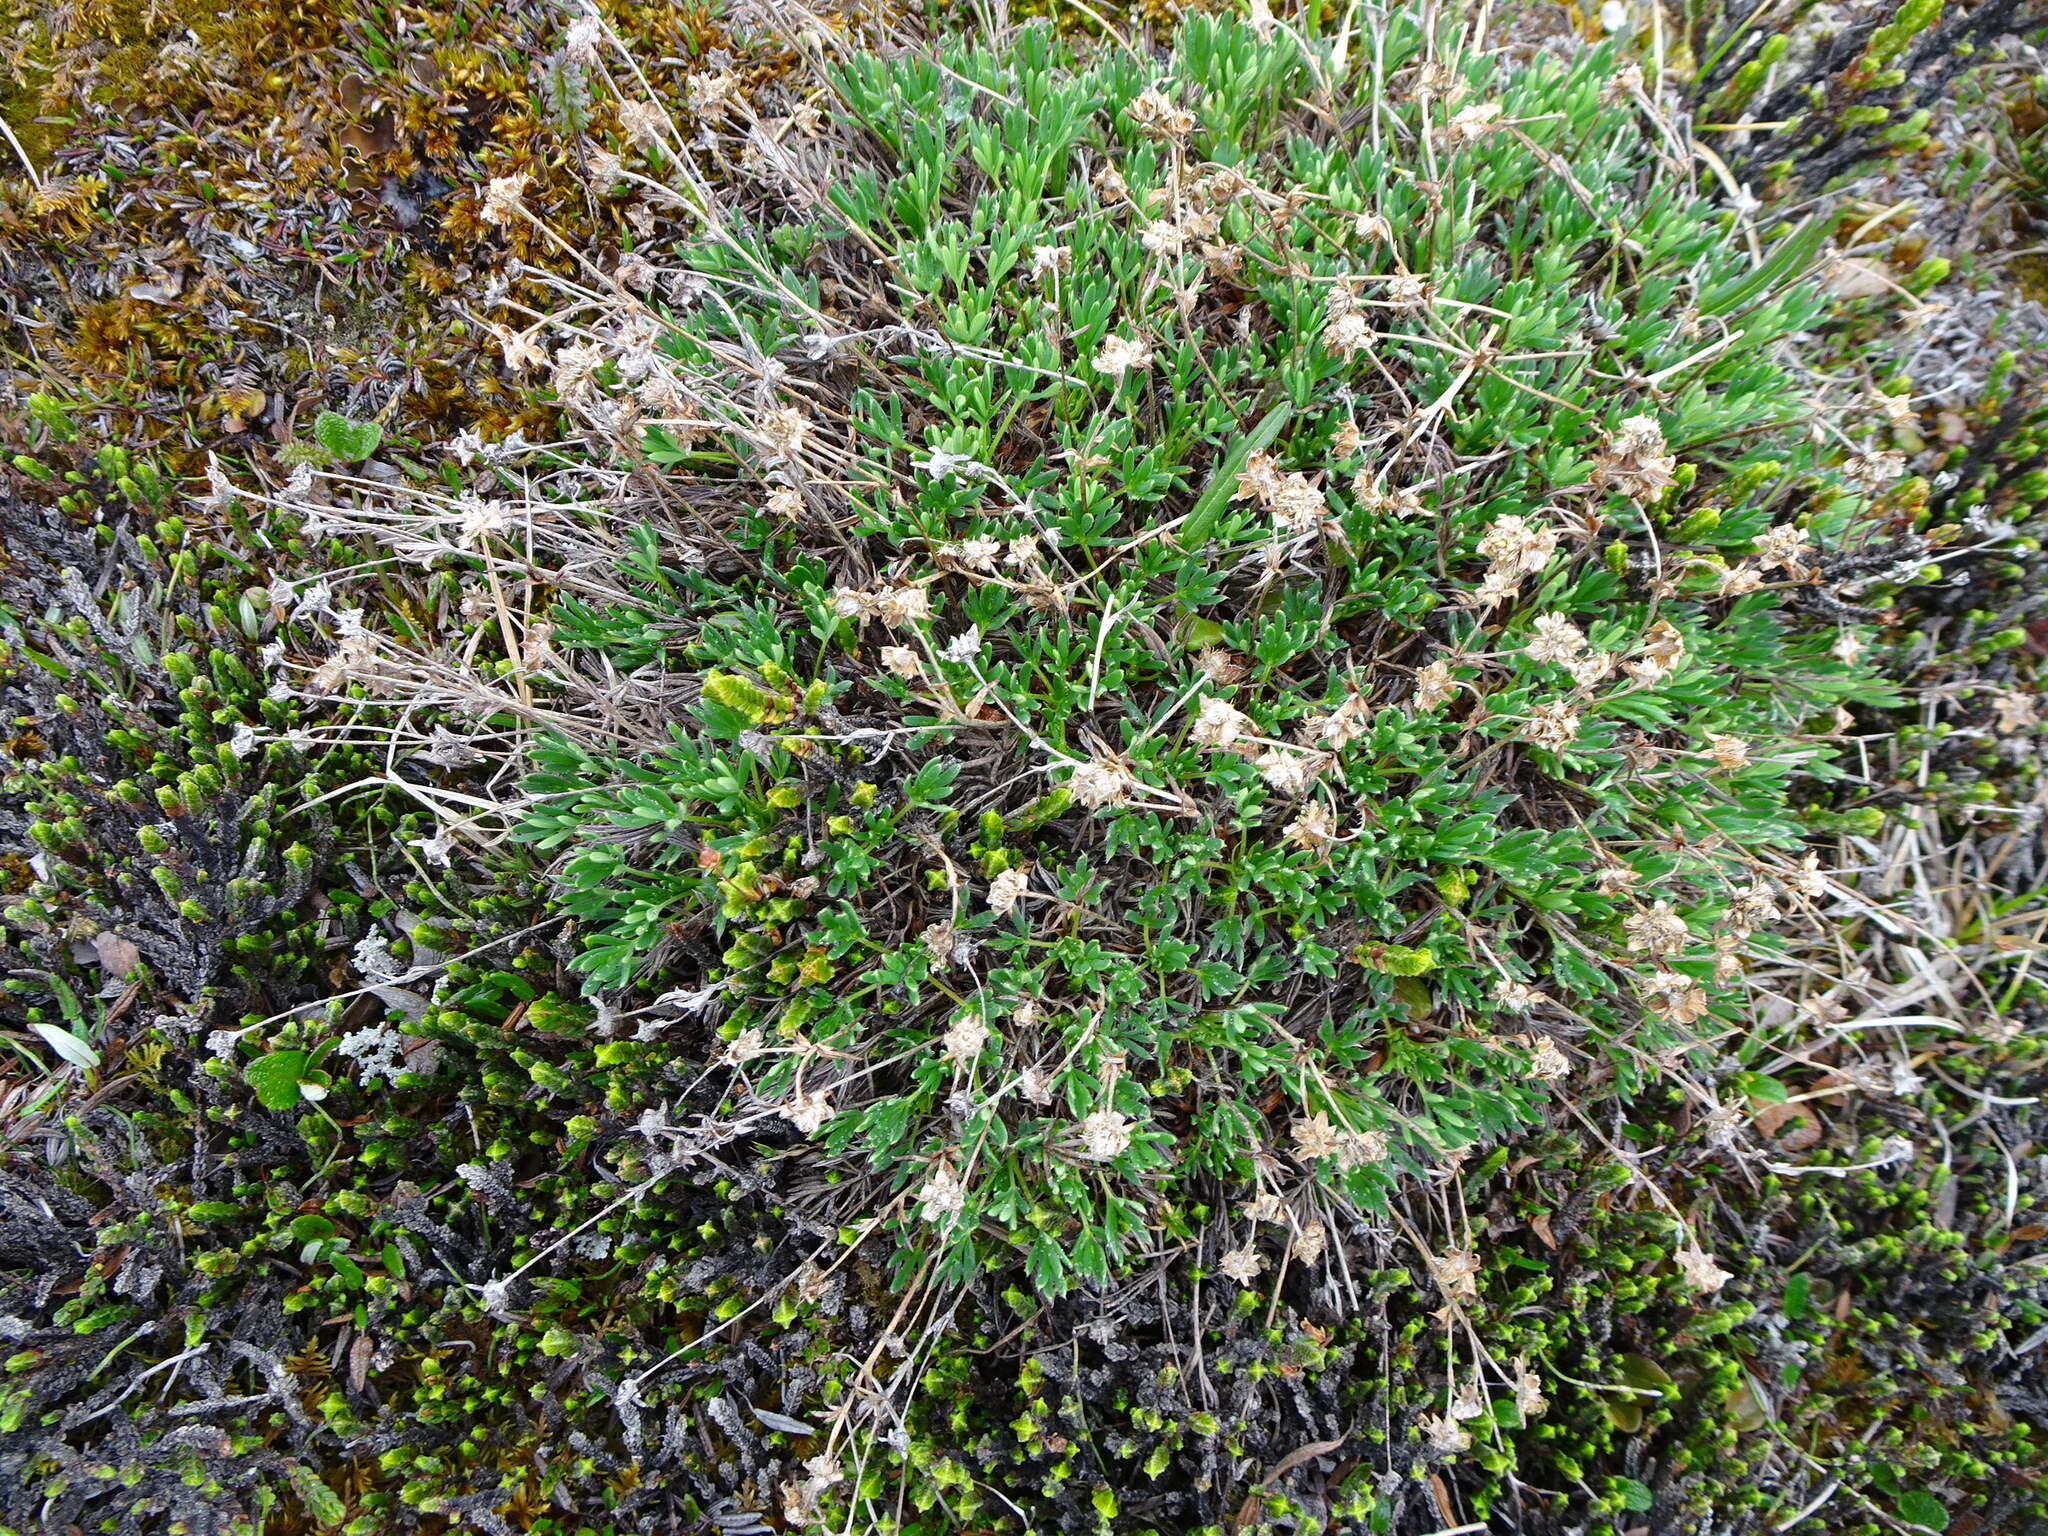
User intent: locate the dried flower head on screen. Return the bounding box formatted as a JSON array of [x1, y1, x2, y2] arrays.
[[1427, 1247, 1482, 1300], [1078, 1108, 1134, 1160], [1068, 754, 1139, 809], [1493, 977, 1544, 1012], [880, 645, 924, 681], [1092, 333, 1154, 376], [1127, 87, 1197, 139], [1519, 699, 1582, 752], [1283, 799, 1338, 853], [942, 1012, 990, 1063], [1218, 1244, 1268, 1284], [1624, 900, 1689, 957], [478, 172, 531, 227], [1477, 514, 1560, 578], [1289, 1219, 1328, 1266], [917, 1164, 967, 1222], [1525, 612, 1589, 665], [1191, 694, 1251, 748], [781, 1089, 836, 1135], [1751, 522, 1811, 573], [1413, 658, 1458, 709], [1675, 1244, 1733, 1293], [1599, 414, 1678, 502]]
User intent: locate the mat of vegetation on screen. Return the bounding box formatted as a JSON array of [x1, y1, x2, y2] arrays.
[[3, 2, 2047, 1535]]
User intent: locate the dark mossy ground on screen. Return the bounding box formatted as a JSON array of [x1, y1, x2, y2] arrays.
[[4, 1, 2048, 1534]]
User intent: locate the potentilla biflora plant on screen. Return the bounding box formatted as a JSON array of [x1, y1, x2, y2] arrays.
[[368, 10, 1905, 1304]]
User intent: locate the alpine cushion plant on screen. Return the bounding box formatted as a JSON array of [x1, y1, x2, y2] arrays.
[[515, 12, 1899, 1300]]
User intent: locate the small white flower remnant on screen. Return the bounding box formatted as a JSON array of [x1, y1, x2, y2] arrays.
[[1092, 333, 1154, 377], [1493, 976, 1544, 1013], [1290, 1219, 1328, 1266], [1354, 209, 1393, 244], [914, 448, 984, 482], [1519, 1034, 1572, 1081], [1323, 285, 1374, 360], [1594, 862, 1640, 896], [1841, 448, 1906, 494], [1448, 1383, 1490, 1422], [987, 864, 1030, 917], [1029, 244, 1071, 279], [1412, 657, 1458, 710], [1231, 449, 1329, 533], [781, 1088, 836, 1135], [1233, 449, 1284, 505], [916, 1163, 968, 1224], [1598, 414, 1679, 502], [1067, 753, 1139, 810], [1140, 219, 1186, 256], [1127, 87, 1197, 140], [201, 452, 240, 512], [1716, 562, 1766, 598], [1335, 1127, 1389, 1168], [1283, 799, 1338, 854], [455, 495, 509, 549], [411, 828, 455, 868], [1567, 650, 1617, 690], [1310, 692, 1372, 752], [935, 535, 1001, 571], [1078, 1108, 1134, 1161], [617, 98, 666, 145], [1752, 522, 1812, 574], [1512, 1356, 1547, 1418], [880, 645, 924, 682], [1244, 1191, 1285, 1224], [1991, 690, 2040, 734], [781, 1454, 846, 1530], [1675, 1243, 1733, 1294], [1477, 511, 1561, 580], [561, 15, 603, 63], [757, 406, 811, 460], [1524, 612, 1588, 665], [922, 922, 964, 971], [478, 172, 531, 227], [1441, 100, 1503, 144], [1784, 850, 1828, 899], [1426, 1246, 1482, 1301], [723, 1027, 767, 1067], [1644, 969, 1710, 1025], [1519, 699, 1582, 753], [1383, 271, 1431, 310], [942, 1011, 990, 1064], [1191, 694, 1251, 749], [1290, 1112, 1343, 1162], [1267, 472, 1327, 533], [686, 70, 741, 116], [1421, 1413, 1472, 1456], [1291, 1112, 1388, 1169], [1623, 900, 1689, 957], [939, 626, 982, 665], [1354, 477, 1424, 519], [871, 583, 933, 630], [1324, 307, 1374, 360], [1626, 618, 1686, 686], [1255, 746, 1325, 795], [1218, 1244, 1268, 1285], [227, 721, 260, 758], [1705, 733, 1751, 771]]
